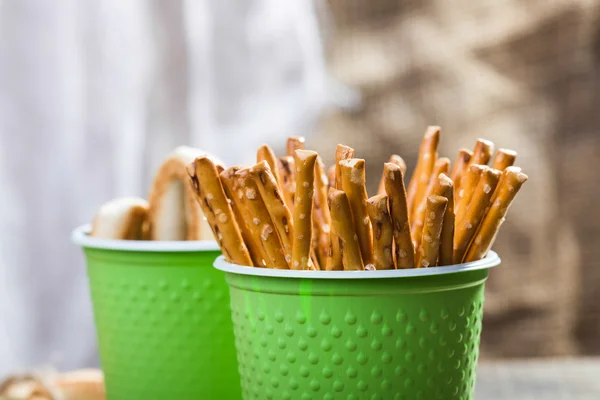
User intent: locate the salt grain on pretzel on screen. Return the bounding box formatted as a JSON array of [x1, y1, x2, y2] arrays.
[[384, 163, 415, 269], [377, 155, 407, 195], [416, 195, 448, 268], [340, 158, 374, 265], [464, 167, 528, 262], [329, 189, 364, 270], [188, 157, 252, 266], [291, 150, 318, 270], [453, 167, 501, 263], [366, 194, 394, 270]]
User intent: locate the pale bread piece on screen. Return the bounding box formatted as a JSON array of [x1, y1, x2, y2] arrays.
[[90, 197, 149, 240], [0, 369, 105, 400], [148, 146, 223, 241], [52, 369, 105, 400]]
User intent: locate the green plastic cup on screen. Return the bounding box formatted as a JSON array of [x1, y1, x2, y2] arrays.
[[72, 225, 241, 400], [214, 252, 501, 400]]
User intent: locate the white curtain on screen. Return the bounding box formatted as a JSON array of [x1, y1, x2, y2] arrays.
[[0, 0, 330, 375]]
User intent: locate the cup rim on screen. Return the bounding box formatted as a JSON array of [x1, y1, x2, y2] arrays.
[[213, 251, 500, 279], [71, 224, 221, 252]]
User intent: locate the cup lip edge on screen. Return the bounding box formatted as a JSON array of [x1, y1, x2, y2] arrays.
[[71, 224, 221, 252], [213, 251, 500, 279]]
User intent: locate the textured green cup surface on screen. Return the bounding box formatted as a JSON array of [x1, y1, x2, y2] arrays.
[[215, 253, 500, 400], [73, 226, 241, 400]]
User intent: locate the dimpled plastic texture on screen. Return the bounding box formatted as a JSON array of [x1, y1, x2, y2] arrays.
[[83, 248, 240, 399], [224, 268, 490, 400]]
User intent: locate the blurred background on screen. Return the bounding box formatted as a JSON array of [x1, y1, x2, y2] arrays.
[[0, 0, 599, 378]]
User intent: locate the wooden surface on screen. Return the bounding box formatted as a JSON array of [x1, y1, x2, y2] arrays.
[[476, 358, 600, 399]]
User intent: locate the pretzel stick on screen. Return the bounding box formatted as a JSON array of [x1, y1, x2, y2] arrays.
[[377, 155, 407, 195], [327, 165, 336, 191], [327, 145, 355, 270], [340, 158, 374, 265], [437, 174, 455, 266], [491, 148, 517, 171], [313, 156, 332, 267], [249, 161, 294, 268], [454, 164, 486, 227], [257, 144, 283, 188], [366, 195, 394, 270], [384, 163, 415, 269], [233, 168, 289, 269], [329, 189, 364, 270], [188, 157, 252, 265], [469, 139, 495, 166], [291, 150, 318, 270], [416, 195, 448, 268], [287, 136, 305, 156], [411, 157, 450, 248], [464, 167, 528, 262], [450, 148, 473, 193], [453, 168, 501, 263], [277, 156, 296, 211], [220, 166, 266, 267], [406, 126, 440, 218]]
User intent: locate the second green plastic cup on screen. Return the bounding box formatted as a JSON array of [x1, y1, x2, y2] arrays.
[[72, 225, 241, 400], [215, 253, 501, 400]]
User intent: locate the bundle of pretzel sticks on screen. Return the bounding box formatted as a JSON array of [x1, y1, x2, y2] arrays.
[[187, 127, 528, 270]]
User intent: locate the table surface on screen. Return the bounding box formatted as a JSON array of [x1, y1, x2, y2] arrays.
[[476, 358, 600, 399]]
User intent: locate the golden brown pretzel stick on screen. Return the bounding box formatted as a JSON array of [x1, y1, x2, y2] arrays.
[[454, 164, 486, 226], [335, 144, 355, 189], [329, 189, 364, 270], [366, 195, 394, 270], [327, 165, 336, 191], [277, 156, 296, 211], [220, 166, 266, 267], [406, 126, 440, 218], [291, 150, 318, 270], [384, 163, 415, 269], [249, 161, 294, 268], [287, 136, 305, 156], [491, 148, 517, 171], [453, 168, 501, 263], [188, 157, 252, 265], [410, 157, 450, 248], [340, 158, 374, 265], [377, 155, 407, 195], [437, 174, 455, 266], [464, 167, 528, 262], [257, 144, 283, 188], [327, 144, 355, 270], [469, 139, 495, 166], [313, 156, 332, 267], [233, 168, 289, 269], [450, 148, 473, 193], [416, 195, 448, 268], [325, 188, 343, 271]]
